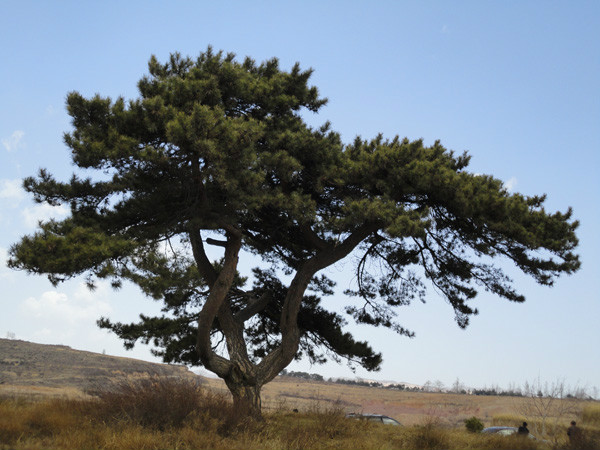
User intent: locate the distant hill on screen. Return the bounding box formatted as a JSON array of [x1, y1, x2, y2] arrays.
[[0, 338, 199, 392]]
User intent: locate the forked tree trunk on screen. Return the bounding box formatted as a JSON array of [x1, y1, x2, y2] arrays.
[[193, 225, 378, 421], [224, 379, 263, 420]]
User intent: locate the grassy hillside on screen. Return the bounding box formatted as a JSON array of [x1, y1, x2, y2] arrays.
[[0, 338, 196, 396]]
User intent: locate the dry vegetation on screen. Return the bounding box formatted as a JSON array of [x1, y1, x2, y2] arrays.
[[1, 377, 599, 450], [2, 340, 598, 449], [203, 376, 573, 427], [0, 338, 196, 392]]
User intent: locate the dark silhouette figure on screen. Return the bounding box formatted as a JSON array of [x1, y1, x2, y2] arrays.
[[567, 420, 582, 447], [518, 421, 529, 435]]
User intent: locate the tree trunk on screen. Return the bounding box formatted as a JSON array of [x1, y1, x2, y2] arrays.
[[225, 379, 263, 420]]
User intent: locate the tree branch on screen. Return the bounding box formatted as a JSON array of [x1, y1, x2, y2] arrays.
[[195, 230, 241, 377], [300, 224, 331, 251], [235, 291, 272, 323], [189, 227, 218, 286], [206, 237, 227, 247], [257, 221, 381, 383]]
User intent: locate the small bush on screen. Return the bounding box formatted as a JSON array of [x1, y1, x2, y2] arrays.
[[464, 416, 484, 432], [88, 376, 233, 430], [408, 417, 450, 450], [307, 402, 347, 439]]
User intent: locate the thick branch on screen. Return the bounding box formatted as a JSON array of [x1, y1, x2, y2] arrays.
[[189, 227, 218, 286], [217, 297, 257, 384], [206, 237, 227, 247], [257, 222, 380, 383], [195, 230, 241, 377], [191, 224, 255, 383], [235, 291, 272, 323], [300, 224, 331, 251]]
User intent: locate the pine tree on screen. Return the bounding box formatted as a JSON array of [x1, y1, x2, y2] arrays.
[[9, 48, 580, 419]]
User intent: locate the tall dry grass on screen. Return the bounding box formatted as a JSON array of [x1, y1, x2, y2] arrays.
[[584, 404, 600, 427], [1, 377, 598, 450]]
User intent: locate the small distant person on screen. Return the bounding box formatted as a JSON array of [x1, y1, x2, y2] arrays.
[[518, 421, 529, 435], [567, 420, 581, 445]]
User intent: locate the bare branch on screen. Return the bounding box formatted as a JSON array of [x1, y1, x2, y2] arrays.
[[206, 237, 227, 247], [235, 291, 272, 323]]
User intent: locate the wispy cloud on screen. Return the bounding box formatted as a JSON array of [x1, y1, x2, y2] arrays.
[[0, 179, 24, 201], [2, 130, 25, 152], [19, 281, 113, 346], [21, 282, 112, 326], [22, 203, 69, 229], [504, 177, 518, 193]]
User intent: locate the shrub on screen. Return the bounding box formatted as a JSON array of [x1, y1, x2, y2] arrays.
[[464, 416, 484, 432], [87, 376, 233, 430], [408, 417, 450, 450]]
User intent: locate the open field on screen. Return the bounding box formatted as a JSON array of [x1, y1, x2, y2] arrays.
[[2, 339, 599, 449], [4, 375, 595, 428], [3, 375, 598, 449], [203, 375, 524, 427], [204, 377, 600, 430], [1, 377, 599, 450]]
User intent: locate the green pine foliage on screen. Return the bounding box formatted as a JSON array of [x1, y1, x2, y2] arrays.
[[464, 416, 485, 433]]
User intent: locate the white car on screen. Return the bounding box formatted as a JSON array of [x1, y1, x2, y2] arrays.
[[346, 413, 402, 426], [482, 427, 537, 439]]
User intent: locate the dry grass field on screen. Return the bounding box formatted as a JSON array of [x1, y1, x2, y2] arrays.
[[205, 376, 599, 434], [203, 375, 522, 427], [1, 339, 599, 449], [1, 377, 599, 450]]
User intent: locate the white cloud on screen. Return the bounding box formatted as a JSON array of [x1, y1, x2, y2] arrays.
[[11, 281, 161, 361], [19, 282, 113, 349], [2, 130, 25, 152], [31, 328, 56, 340], [504, 177, 518, 192], [0, 180, 69, 229], [21, 282, 112, 326], [23, 291, 69, 318], [73, 280, 111, 304], [0, 179, 25, 201], [22, 202, 69, 229]]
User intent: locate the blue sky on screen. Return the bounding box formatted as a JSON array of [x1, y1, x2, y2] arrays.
[[1, 1, 598, 392]]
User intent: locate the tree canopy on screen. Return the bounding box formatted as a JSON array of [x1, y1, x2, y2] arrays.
[[9, 48, 580, 418]]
